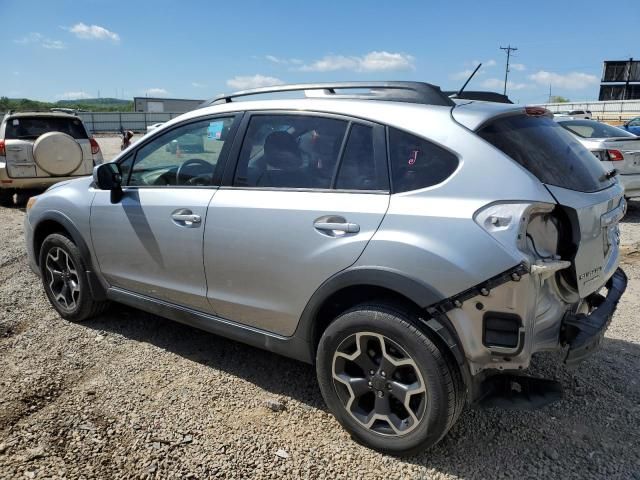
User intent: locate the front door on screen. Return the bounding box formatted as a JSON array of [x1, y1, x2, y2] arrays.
[[91, 116, 237, 311], [204, 113, 390, 336]]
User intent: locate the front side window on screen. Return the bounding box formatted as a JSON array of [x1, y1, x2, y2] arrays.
[[128, 117, 234, 186], [234, 115, 348, 189], [388, 128, 459, 193]]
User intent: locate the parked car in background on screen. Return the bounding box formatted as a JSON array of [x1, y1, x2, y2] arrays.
[[0, 112, 103, 205], [621, 117, 640, 135], [556, 117, 640, 197], [24, 82, 626, 455], [569, 109, 592, 119]]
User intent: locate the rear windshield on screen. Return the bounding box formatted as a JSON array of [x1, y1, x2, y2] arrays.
[[477, 114, 613, 193], [558, 119, 636, 139], [4, 116, 88, 140]]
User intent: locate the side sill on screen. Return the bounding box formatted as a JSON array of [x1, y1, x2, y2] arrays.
[[106, 287, 313, 364]]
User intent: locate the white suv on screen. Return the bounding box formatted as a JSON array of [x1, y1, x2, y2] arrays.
[[0, 112, 103, 205]]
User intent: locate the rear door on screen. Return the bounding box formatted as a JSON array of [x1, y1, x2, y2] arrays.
[[203, 112, 390, 336]]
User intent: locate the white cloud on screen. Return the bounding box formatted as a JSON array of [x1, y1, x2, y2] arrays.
[[191, 82, 207, 88], [481, 78, 530, 91], [226, 74, 283, 90], [265, 55, 303, 66], [56, 91, 92, 100], [511, 63, 526, 71], [68, 23, 120, 42], [450, 69, 477, 80], [14, 32, 65, 49], [529, 70, 598, 89], [298, 51, 414, 72], [42, 39, 66, 49]]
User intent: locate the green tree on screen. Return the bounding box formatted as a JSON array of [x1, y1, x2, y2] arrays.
[[549, 95, 570, 103]]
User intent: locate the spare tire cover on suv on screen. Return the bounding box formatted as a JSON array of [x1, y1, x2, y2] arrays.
[[33, 131, 83, 176]]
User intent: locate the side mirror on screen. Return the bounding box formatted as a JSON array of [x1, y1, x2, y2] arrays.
[[93, 163, 123, 203]]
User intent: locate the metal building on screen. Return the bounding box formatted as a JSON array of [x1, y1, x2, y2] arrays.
[[133, 97, 205, 113], [599, 59, 640, 101]]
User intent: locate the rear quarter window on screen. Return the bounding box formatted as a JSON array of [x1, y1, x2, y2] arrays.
[[4, 116, 88, 140], [388, 128, 459, 193], [477, 115, 613, 193]]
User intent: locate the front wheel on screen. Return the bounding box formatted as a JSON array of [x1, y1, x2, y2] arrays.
[[39, 233, 109, 322], [316, 303, 463, 455]]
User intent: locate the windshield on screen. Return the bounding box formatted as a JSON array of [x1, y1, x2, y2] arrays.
[[558, 119, 636, 139], [478, 114, 614, 193], [4, 116, 88, 140]]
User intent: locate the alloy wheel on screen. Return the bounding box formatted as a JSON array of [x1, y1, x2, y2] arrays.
[[332, 331, 427, 436], [45, 247, 80, 310]]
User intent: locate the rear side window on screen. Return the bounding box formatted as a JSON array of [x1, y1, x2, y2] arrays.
[[388, 128, 459, 193], [4, 116, 88, 140], [477, 115, 613, 193], [335, 124, 386, 190]]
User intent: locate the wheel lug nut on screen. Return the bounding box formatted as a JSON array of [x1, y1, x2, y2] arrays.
[[377, 391, 384, 398], [369, 370, 375, 375], [381, 371, 386, 377], [368, 381, 372, 387], [386, 383, 392, 390]]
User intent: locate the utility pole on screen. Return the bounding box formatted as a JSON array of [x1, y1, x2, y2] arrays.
[[500, 45, 518, 95]]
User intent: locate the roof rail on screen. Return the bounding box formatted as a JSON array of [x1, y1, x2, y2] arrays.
[[202, 82, 455, 108]]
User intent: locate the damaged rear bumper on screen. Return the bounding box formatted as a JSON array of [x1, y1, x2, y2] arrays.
[[561, 267, 627, 366]]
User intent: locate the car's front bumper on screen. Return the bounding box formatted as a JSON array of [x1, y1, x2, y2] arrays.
[[561, 267, 627, 365]]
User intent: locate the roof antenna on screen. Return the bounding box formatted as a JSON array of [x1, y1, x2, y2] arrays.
[[453, 63, 482, 98]]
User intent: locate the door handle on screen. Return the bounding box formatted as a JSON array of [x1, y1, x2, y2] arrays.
[[171, 209, 201, 227], [313, 215, 360, 236], [314, 222, 360, 233]]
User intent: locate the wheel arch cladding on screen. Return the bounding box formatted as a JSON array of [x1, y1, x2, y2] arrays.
[[296, 267, 447, 346], [33, 212, 107, 301]]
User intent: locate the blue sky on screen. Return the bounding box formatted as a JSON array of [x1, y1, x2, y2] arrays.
[[1, 0, 637, 104]]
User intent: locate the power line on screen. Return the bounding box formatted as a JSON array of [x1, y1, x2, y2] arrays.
[[500, 45, 518, 95]]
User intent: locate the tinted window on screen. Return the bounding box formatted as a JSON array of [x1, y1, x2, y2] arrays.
[[335, 124, 386, 190], [388, 128, 458, 193], [478, 115, 613, 193], [234, 115, 347, 189], [559, 119, 636, 139], [128, 117, 234, 187], [4, 116, 88, 139]]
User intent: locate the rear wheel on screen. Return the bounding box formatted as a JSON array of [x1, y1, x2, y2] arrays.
[[39, 233, 108, 321], [0, 189, 14, 206], [316, 303, 463, 456]]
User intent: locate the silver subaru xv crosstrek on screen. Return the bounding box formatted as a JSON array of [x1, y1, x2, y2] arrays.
[[24, 82, 627, 455]]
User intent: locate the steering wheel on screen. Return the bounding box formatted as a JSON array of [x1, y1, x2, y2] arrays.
[[176, 158, 213, 186]]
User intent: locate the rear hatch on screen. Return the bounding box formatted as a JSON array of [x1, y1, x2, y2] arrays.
[[3, 115, 93, 178], [464, 107, 624, 297]]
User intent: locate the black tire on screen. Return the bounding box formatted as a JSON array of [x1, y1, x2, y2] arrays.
[[0, 190, 14, 206], [316, 302, 462, 456], [39, 233, 109, 322]]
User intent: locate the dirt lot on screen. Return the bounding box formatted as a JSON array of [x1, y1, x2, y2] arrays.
[[0, 139, 639, 478]]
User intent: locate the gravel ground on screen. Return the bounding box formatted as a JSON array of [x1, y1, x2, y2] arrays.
[[0, 140, 638, 478]]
